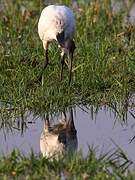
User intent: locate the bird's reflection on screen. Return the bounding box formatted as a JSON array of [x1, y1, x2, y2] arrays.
[[40, 107, 78, 158]]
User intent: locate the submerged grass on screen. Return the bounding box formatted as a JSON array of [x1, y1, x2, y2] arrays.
[[0, 0, 135, 119], [0, 149, 134, 179]]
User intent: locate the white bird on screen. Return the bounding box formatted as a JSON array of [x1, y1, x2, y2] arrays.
[[38, 5, 76, 85], [40, 107, 78, 158]]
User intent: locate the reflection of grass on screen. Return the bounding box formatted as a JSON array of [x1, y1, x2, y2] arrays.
[[0, 148, 134, 179], [0, 0, 135, 119]]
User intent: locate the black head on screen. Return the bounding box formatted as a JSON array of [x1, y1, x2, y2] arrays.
[[56, 31, 76, 54], [56, 31, 65, 45]]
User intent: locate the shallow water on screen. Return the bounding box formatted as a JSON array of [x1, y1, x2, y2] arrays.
[[0, 107, 135, 169]]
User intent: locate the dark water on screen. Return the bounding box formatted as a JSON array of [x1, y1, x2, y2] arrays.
[[0, 107, 135, 169]]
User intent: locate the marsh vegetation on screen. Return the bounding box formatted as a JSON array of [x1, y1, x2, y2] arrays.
[[0, 0, 135, 178]]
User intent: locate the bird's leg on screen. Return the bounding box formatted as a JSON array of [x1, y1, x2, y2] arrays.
[[68, 107, 76, 131], [66, 107, 76, 134], [63, 109, 67, 122], [60, 51, 65, 81], [44, 48, 49, 69], [43, 41, 49, 69], [38, 42, 49, 82], [64, 39, 75, 86], [45, 113, 50, 132], [68, 52, 73, 86]]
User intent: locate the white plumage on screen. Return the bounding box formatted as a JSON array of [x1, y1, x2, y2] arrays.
[[38, 5, 76, 85], [38, 5, 75, 43]]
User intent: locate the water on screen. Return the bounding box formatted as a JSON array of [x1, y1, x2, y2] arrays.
[[0, 107, 135, 169]]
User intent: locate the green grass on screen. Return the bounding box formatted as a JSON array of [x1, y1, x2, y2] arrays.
[[0, 149, 134, 179]]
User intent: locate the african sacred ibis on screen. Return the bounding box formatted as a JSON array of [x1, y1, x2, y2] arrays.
[[38, 5, 76, 85]]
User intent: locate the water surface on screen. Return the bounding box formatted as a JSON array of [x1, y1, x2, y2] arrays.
[[0, 107, 135, 169]]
